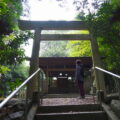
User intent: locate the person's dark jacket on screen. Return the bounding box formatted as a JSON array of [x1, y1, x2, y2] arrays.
[[75, 64, 84, 82]]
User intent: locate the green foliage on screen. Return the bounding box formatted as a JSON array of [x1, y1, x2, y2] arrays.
[[0, 0, 23, 35], [83, 1, 120, 73], [67, 30, 91, 57], [67, 40, 91, 57], [40, 41, 68, 57], [0, 0, 32, 96], [0, 65, 10, 74], [67, 1, 120, 74], [1, 63, 29, 96], [0, 31, 33, 65], [0, 30, 32, 96], [111, 0, 120, 8], [0, 0, 31, 74]]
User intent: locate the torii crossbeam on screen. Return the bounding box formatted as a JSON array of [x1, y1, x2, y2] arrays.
[[18, 20, 88, 30]]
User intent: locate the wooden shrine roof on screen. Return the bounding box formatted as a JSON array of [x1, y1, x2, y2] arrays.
[[39, 57, 92, 77]]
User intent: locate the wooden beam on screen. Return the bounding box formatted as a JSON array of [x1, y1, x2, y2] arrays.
[[40, 34, 90, 41], [18, 20, 88, 30], [45, 68, 75, 72]]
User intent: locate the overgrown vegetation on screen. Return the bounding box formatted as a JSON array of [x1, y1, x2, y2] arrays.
[[67, 0, 120, 74], [0, 0, 22, 35], [0, 0, 32, 96], [0, 63, 29, 96]]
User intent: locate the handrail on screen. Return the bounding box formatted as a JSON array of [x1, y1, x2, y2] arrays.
[[95, 66, 120, 79], [0, 68, 40, 109]]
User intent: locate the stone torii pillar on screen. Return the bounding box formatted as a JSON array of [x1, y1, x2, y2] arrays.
[[90, 34, 106, 99], [27, 29, 41, 99]]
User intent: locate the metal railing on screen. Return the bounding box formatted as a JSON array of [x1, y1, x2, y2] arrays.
[[0, 68, 40, 109], [95, 66, 120, 98], [95, 67, 120, 79]]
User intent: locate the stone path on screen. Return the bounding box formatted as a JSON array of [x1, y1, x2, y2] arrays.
[[42, 95, 97, 106]]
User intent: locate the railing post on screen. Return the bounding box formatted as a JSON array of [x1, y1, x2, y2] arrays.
[[32, 92, 40, 104], [40, 70, 44, 104], [113, 77, 120, 100], [45, 69, 49, 93], [97, 90, 105, 102], [41, 71, 44, 94], [95, 67, 120, 101], [32, 70, 41, 105]]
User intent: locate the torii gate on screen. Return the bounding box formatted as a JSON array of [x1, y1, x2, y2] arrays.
[[19, 20, 106, 98]]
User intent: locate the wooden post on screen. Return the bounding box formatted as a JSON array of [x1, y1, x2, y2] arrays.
[[27, 29, 41, 99], [90, 34, 106, 98], [45, 70, 49, 93]]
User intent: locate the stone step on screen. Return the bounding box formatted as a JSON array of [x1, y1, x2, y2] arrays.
[[35, 111, 107, 120], [37, 104, 102, 113], [43, 94, 80, 98]]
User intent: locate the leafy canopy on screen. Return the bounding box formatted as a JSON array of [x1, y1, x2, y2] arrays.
[[40, 41, 68, 57], [0, 0, 32, 74], [67, 30, 91, 57], [0, 0, 22, 35], [67, 0, 120, 74]]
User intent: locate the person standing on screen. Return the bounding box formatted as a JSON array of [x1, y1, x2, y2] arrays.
[[75, 59, 85, 98]]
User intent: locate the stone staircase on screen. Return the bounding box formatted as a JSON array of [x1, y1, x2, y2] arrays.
[[34, 104, 108, 120]]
